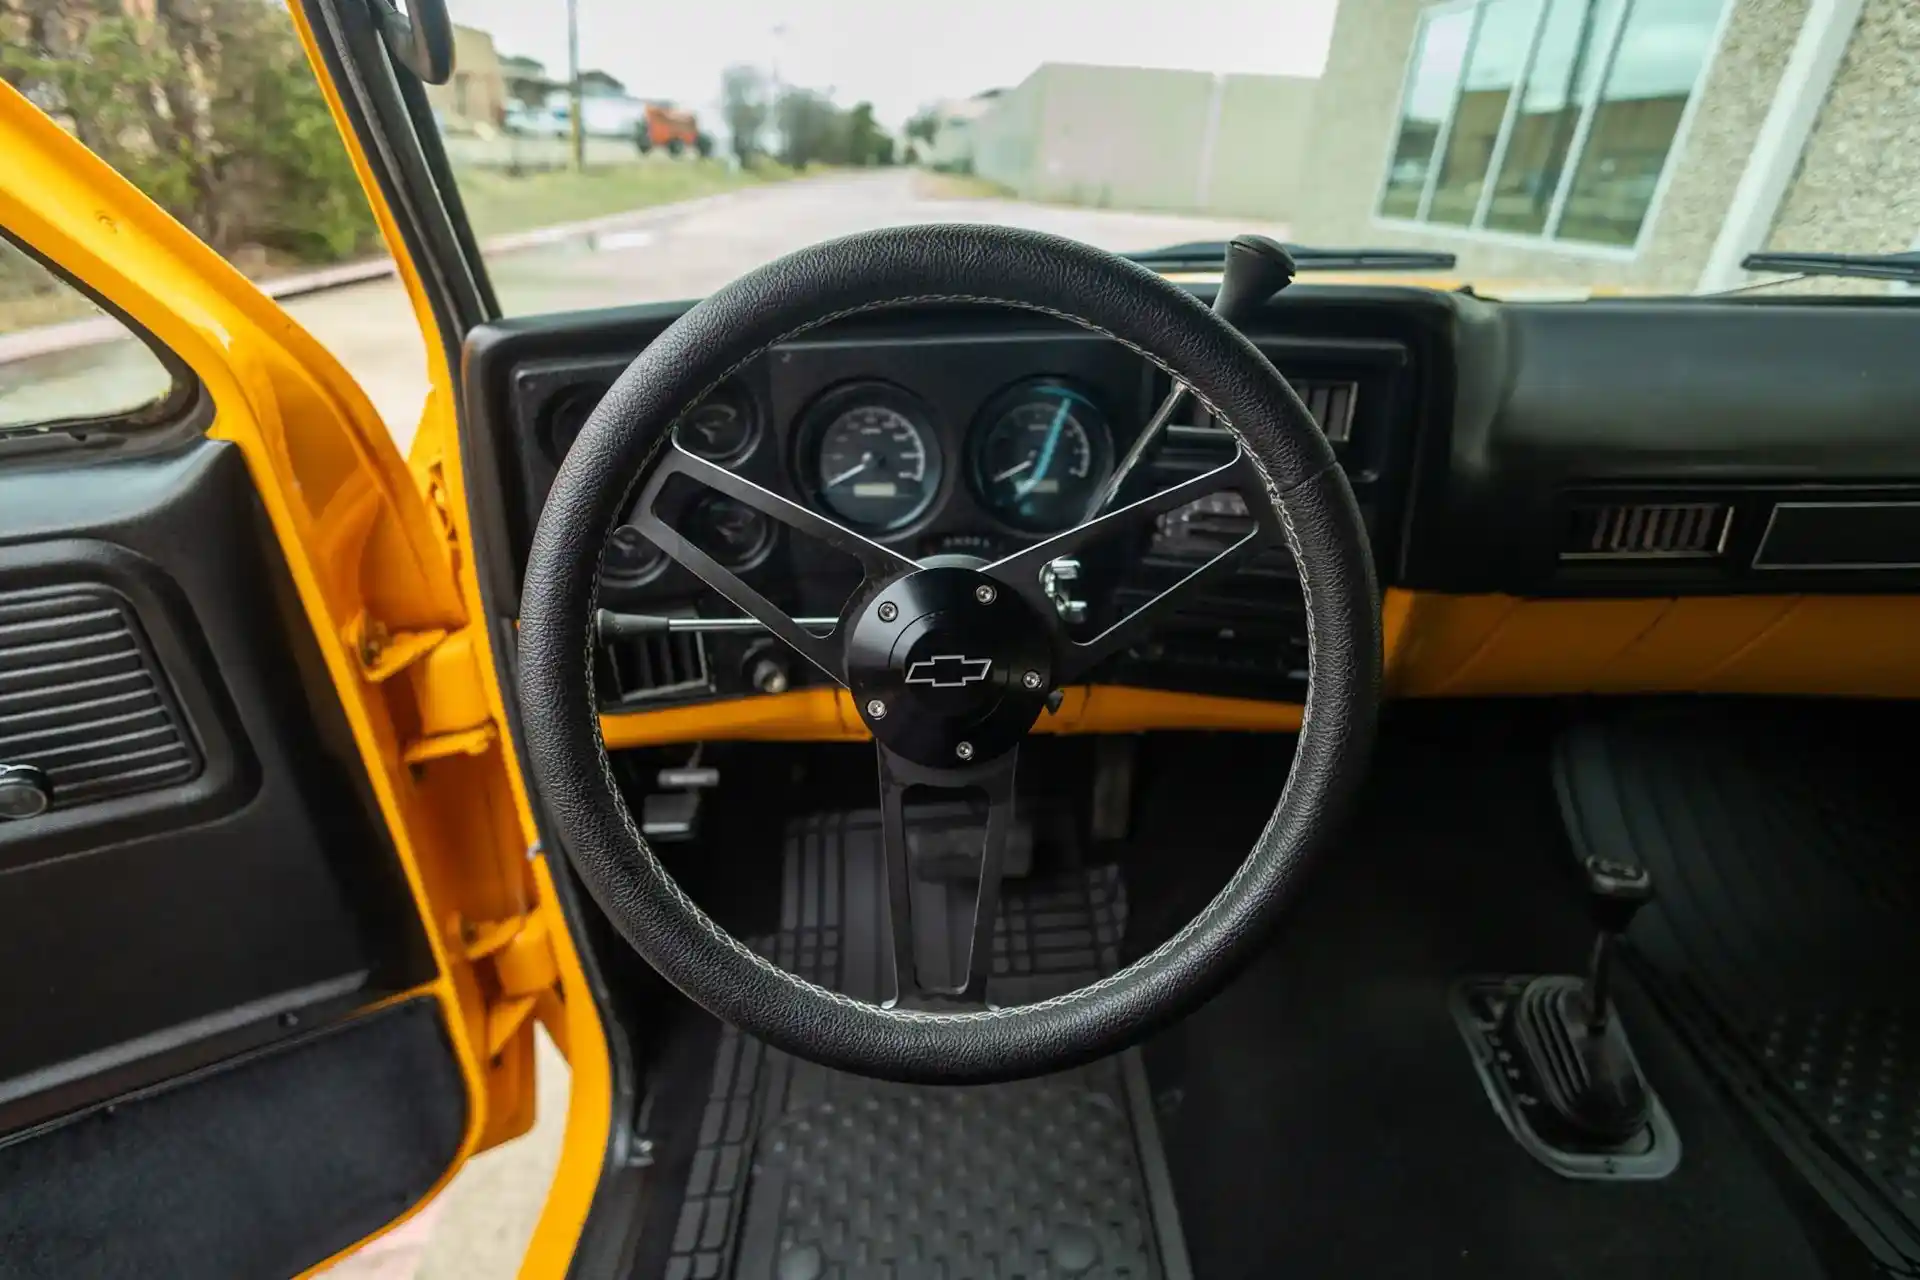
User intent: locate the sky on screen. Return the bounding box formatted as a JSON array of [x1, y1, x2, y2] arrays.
[[444, 0, 1338, 132]]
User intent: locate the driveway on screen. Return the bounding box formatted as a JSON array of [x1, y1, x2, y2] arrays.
[[283, 168, 1285, 449]]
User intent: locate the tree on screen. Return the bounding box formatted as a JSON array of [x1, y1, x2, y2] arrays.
[[0, 0, 377, 264], [719, 63, 770, 164], [578, 69, 625, 98], [843, 102, 894, 168], [904, 107, 941, 147], [774, 85, 841, 169]]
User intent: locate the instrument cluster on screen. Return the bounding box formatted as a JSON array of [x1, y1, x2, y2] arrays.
[[796, 376, 1116, 538], [589, 369, 1131, 588]]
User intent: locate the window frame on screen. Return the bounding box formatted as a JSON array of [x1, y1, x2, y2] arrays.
[[1370, 0, 1735, 258], [0, 232, 205, 455]]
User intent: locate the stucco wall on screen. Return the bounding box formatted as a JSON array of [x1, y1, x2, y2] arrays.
[[1289, 0, 1807, 290], [1765, 0, 1920, 258]]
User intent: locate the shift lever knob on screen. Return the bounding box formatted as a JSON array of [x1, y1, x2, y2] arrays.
[[1582, 855, 1653, 938], [1212, 235, 1297, 323]]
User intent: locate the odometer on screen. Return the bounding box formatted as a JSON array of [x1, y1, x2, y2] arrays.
[[802, 383, 943, 532]]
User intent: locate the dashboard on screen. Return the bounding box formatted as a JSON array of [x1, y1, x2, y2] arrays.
[[462, 287, 1920, 720]]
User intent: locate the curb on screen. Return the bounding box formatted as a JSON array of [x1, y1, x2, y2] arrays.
[[0, 182, 778, 365]]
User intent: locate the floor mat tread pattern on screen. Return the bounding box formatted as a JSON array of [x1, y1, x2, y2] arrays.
[[1557, 705, 1920, 1270]]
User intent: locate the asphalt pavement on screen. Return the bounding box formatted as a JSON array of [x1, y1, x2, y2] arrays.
[[283, 168, 1286, 450]]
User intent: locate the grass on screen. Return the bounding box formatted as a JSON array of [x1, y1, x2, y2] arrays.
[[455, 157, 799, 240]]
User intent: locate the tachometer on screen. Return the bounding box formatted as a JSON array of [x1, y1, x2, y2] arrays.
[[969, 380, 1113, 532], [802, 383, 943, 532]]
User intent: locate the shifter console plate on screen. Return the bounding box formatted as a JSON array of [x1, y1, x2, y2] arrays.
[[1452, 975, 1682, 1181]]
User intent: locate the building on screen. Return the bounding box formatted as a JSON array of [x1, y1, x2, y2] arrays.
[[424, 25, 506, 135], [500, 55, 560, 109], [925, 91, 1002, 171], [965, 64, 1323, 216], [1287, 0, 1920, 291], [970, 64, 1318, 218]]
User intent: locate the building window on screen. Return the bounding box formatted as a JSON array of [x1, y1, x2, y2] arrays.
[[1378, 0, 1725, 249]]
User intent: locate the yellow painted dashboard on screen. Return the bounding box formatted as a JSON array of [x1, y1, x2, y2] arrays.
[[599, 588, 1920, 748]]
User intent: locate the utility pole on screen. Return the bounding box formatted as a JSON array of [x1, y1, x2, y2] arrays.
[[567, 0, 584, 171]]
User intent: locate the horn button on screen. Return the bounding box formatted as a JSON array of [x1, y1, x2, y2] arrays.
[[846, 567, 1054, 770]]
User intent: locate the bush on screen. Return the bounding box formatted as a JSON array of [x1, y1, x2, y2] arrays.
[[0, 0, 378, 269]]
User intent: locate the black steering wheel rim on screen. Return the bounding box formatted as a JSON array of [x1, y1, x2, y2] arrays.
[[516, 224, 1381, 1083]]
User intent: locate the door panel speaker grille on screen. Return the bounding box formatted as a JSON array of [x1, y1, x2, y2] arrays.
[[1563, 501, 1731, 560], [0, 587, 200, 809]]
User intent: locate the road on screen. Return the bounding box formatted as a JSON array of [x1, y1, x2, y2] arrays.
[[3, 171, 1283, 449], [280, 169, 1287, 450]]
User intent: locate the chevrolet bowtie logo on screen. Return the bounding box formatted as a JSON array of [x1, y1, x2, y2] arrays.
[[903, 654, 993, 688]]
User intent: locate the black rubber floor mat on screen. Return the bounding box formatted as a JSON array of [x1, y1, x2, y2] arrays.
[[661, 810, 1189, 1280], [1556, 704, 1920, 1273]]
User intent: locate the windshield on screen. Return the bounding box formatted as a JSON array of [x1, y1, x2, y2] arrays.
[[429, 0, 1916, 310]]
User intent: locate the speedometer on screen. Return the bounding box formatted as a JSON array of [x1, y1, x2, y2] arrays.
[[801, 383, 944, 532], [968, 380, 1113, 532]]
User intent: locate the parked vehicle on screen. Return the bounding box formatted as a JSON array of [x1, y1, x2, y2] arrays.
[[633, 102, 711, 157]]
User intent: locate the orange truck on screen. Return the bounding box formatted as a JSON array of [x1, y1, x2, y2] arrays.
[[634, 102, 710, 157]]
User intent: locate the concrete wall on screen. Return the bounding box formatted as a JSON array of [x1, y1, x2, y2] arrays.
[[1287, 0, 1807, 291], [972, 75, 1047, 190], [1205, 75, 1319, 217], [972, 64, 1317, 218]]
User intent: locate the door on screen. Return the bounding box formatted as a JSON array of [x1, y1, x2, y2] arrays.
[[0, 52, 604, 1279]]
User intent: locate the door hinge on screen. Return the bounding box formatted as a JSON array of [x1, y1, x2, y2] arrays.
[[347, 611, 447, 683], [457, 910, 563, 1059]]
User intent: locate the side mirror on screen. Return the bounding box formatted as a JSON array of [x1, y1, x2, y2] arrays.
[[369, 0, 454, 85]]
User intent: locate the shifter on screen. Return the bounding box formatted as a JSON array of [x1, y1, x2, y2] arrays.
[[1505, 855, 1656, 1145]]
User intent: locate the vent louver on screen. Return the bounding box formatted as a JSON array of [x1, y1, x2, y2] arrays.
[[602, 631, 709, 703], [1196, 379, 1357, 443], [1563, 501, 1731, 560], [0, 587, 199, 809]]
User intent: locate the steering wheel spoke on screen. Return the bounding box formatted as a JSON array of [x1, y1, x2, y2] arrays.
[[877, 743, 1019, 1006], [630, 444, 917, 684], [980, 449, 1281, 683]]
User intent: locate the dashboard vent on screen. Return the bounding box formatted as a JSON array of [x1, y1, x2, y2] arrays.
[[1563, 501, 1731, 560], [601, 632, 709, 704], [0, 587, 200, 809], [1194, 379, 1357, 443]]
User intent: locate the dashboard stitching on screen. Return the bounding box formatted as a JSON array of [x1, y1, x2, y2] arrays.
[[579, 292, 1321, 1024]]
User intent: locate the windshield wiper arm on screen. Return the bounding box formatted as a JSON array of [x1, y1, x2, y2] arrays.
[[1740, 249, 1920, 284], [1127, 240, 1456, 272]]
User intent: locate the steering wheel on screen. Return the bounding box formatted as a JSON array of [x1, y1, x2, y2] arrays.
[[516, 225, 1380, 1083]]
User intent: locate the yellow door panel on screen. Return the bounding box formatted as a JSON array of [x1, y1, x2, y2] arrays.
[[0, 75, 604, 1276]]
